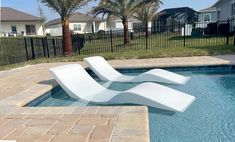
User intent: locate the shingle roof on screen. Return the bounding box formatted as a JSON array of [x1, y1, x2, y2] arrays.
[[46, 13, 104, 26], [158, 7, 198, 19], [213, 0, 223, 6], [0, 7, 42, 22], [160, 7, 197, 14], [198, 7, 217, 12]]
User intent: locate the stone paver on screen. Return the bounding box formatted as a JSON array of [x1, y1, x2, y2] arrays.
[[0, 55, 235, 141], [91, 125, 114, 139], [51, 135, 88, 142], [4, 126, 29, 140], [16, 134, 54, 142]]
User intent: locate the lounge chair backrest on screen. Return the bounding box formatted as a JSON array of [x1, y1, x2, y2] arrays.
[[84, 56, 122, 81], [49, 64, 105, 99]]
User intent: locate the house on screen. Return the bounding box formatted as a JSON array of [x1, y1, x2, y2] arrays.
[[0, 7, 44, 37], [45, 13, 106, 36], [198, 0, 235, 22], [213, 0, 235, 21], [106, 16, 152, 32], [152, 7, 198, 32], [198, 7, 217, 23]]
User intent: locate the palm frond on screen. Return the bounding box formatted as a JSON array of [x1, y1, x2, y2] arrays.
[[41, 0, 91, 19], [133, 1, 161, 26], [90, 0, 162, 23]]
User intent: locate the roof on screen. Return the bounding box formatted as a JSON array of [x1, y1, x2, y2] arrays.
[[158, 7, 198, 19], [213, 0, 223, 6], [198, 7, 217, 12], [46, 13, 104, 26], [160, 7, 197, 14], [0, 7, 42, 22]]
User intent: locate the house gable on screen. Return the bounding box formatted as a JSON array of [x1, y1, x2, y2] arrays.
[[0, 7, 42, 22], [214, 0, 234, 20]]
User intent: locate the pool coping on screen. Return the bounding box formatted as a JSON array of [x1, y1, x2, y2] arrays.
[[3, 64, 235, 108], [0, 71, 150, 142], [1, 55, 235, 141]]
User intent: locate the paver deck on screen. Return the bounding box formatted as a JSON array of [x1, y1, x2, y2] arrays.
[[0, 55, 235, 142]]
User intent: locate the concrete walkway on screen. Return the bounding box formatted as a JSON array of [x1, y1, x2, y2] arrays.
[[0, 55, 235, 142]]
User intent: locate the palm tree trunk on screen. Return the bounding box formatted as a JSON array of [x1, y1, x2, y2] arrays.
[[145, 22, 148, 38], [62, 18, 72, 56], [123, 21, 129, 44]]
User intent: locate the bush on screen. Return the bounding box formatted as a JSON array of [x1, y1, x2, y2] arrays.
[[218, 23, 230, 36], [97, 30, 106, 39], [205, 23, 217, 35], [191, 28, 204, 36]]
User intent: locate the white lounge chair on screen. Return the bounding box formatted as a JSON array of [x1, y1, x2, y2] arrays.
[[49, 64, 196, 112], [84, 56, 190, 84]]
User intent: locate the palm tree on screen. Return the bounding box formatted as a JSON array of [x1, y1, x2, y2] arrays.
[[91, 0, 160, 45], [133, 2, 162, 37], [41, 0, 90, 55], [37, 0, 46, 35]]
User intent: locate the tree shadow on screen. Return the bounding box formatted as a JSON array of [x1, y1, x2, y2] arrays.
[[38, 79, 58, 87], [148, 107, 176, 116], [168, 35, 225, 41], [188, 44, 235, 55]]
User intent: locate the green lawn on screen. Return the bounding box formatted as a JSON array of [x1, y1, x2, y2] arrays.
[[0, 33, 234, 70], [80, 33, 232, 54], [1, 44, 235, 71]]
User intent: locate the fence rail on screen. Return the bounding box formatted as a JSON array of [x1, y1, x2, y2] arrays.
[[0, 19, 234, 66]]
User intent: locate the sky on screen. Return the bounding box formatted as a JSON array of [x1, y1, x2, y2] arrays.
[[1, 0, 218, 21]]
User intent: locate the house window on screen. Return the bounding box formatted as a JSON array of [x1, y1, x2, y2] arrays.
[[74, 24, 81, 31], [25, 25, 36, 35], [217, 11, 221, 20], [232, 3, 235, 16], [11, 25, 17, 33], [203, 14, 211, 22]]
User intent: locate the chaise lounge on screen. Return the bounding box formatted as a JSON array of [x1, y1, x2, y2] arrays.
[[84, 56, 190, 84], [49, 64, 196, 112]]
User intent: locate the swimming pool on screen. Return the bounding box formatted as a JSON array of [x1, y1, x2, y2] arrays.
[[27, 66, 235, 142]]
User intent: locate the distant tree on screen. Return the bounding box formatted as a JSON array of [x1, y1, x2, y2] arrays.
[[91, 0, 160, 45], [133, 1, 162, 37], [37, 0, 46, 35], [41, 0, 90, 56]]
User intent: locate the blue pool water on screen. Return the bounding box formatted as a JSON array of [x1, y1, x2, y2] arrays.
[[27, 66, 235, 142]]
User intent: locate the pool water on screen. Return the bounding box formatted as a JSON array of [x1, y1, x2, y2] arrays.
[[28, 67, 235, 142]]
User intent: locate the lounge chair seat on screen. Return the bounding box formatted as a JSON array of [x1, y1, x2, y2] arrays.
[[84, 56, 190, 84], [49, 64, 196, 112]]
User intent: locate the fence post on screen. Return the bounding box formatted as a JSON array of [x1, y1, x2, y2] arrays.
[[61, 37, 64, 55], [76, 34, 80, 55], [234, 33, 235, 46], [52, 38, 56, 56], [227, 19, 230, 45], [184, 23, 186, 47], [24, 38, 29, 60], [110, 30, 113, 52], [30, 37, 35, 59], [145, 26, 148, 50], [45, 37, 50, 58], [41, 38, 46, 57]]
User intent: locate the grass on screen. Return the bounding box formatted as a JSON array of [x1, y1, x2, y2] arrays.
[[0, 33, 234, 71], [1, 44, 235, 71], [80, 33, 232, 53]]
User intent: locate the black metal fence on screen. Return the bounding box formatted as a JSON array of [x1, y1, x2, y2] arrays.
[[0, 19, 234, 66]]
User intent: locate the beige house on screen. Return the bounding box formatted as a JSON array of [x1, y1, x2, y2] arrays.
[[107, 16, 152, 31], [214, 0, 235, 21], [45, 13, 106, 36], [0, 7, 44, 37]]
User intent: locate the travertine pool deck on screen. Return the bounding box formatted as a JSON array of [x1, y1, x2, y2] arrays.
[[0, 55, 235, 142]]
